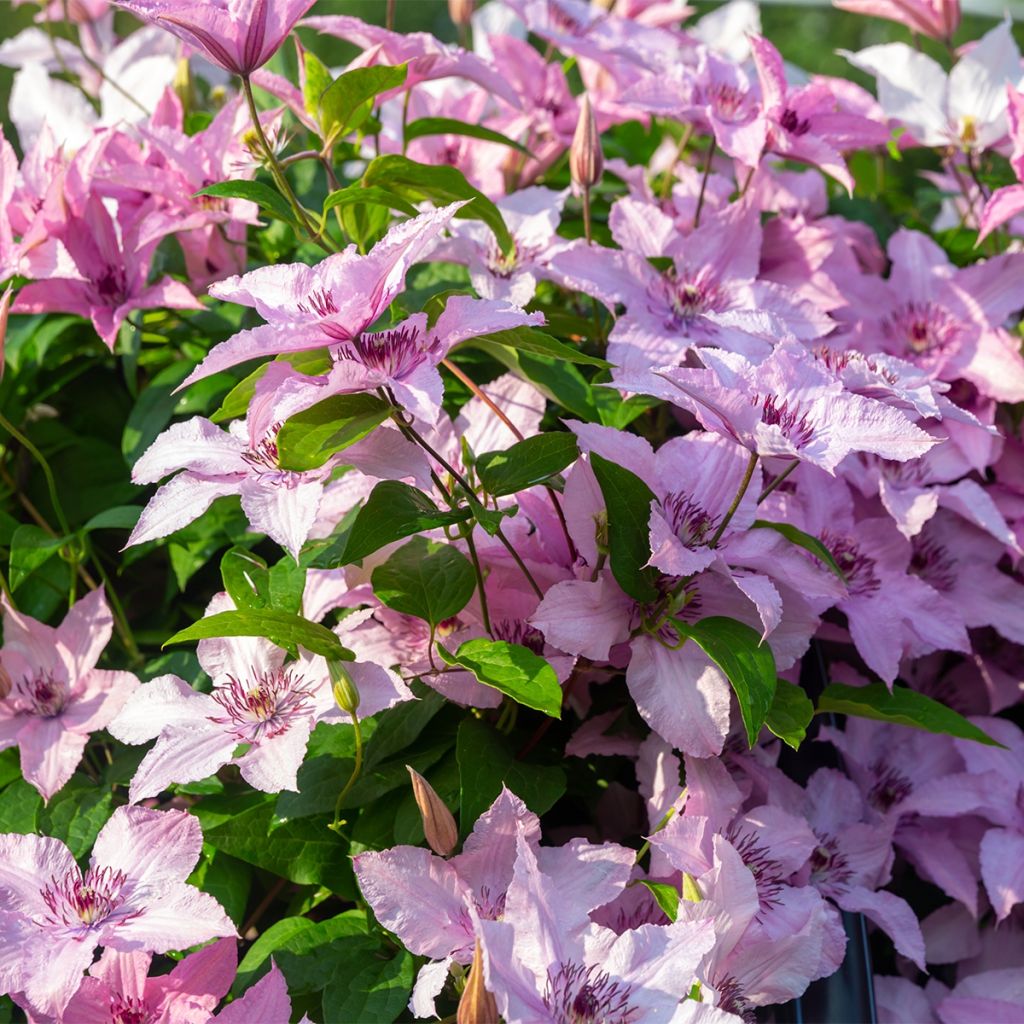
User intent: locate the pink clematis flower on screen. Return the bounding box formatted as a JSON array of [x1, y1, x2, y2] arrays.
[[12, 193, 201, 350], [24, 939, 237, 1024], [0, 588, 138, 801], [549, 200, 831, 378], [113, 0, 316, 77], [108, 593, 412, 801], [214, 961, 296, 1023], [179, 204, 467, 390], [636, 342, 939, 475], [478, 826, 715, 1024], [355, 788, 636, 1018], [0, 805, 235, 1017], [979, 85, 1024, 242], [838, 228, 1024, 403], [833, 0, 959, 41], [749, 35, 889, 192]]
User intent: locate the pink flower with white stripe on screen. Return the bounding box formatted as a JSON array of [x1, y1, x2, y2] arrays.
[[0, 806, 235, 1018]]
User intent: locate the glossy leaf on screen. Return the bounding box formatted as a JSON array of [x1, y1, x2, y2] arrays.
[[164, 609, 352, 660], [194, 180, 296, 226], [817, 683, 1003, 746], [439, 639, 563, 718], [341, 481, 471, 564], [752, 520, 846, 583], [590, 453, 658, 603], [466, 326, 610, 368], [404, 116, 533, 156], [476, 433, 579, 497], [319, 63, 408, 142], [765, 679, 814, 750], [371, 537, 477, 628], [276, 393, 390, 471], [640, 880, 679, 922], [674, 616, 777, 748]]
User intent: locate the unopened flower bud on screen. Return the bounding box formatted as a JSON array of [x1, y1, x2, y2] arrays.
[[407, 765, 458, 856], [457, 940, 499, 1024], [570, 94, 603, 190], [682, 872, 703, 903], [328, 660, 360, 716], [0, 283, 12, 382], [449, 0, 476, 27]]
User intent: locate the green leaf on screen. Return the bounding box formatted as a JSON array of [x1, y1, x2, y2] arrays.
[[235, 910, 369, 995], [640, 880, 679, 922], [321, 183, 419, 221], [404, 116, 533, 156], [319, 63, 408, 142], [371, 537, 476, 628], [439, 639, 562, 718], [341, 480, 471, 564], [164, 609, 352, 660], [765, 679, 814, 750], [122, 361, 194, 461], [82, 506, 140, 533], [466, 326, 609, 367], [276, 394, 390, 471], [209, 352, 333, 425], [456, 718, 566, 834], [221, 546, 270, 610], [817, 683, 1004, 746], [752, 520, 845, 583], [363, 154, 515, 256], [195, 180, 297, 227], [205, 799, 353, 890], [590, 453, 658, 603], [38, 776, 114, 858], [322, 948, 414, 1024], [188, 847, 251, 926], [674, 616, 777, 748], [301, 48, 334, 120], [9, 524, 66, 591], [476, 433, 578, 497], [0, 779, 42, 833]]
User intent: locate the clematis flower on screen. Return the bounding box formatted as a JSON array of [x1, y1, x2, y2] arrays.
[[113, 0, 316, 77], [214, 961, 295, 1023], [978, 85, 1024, 242], [108, 593, 412, 801], [12, 193, 202, 350], [437, 187, 569, 307], [833, 0, 959, 40], [637, 342, 939, 475], [478, 828, 716, 1024], [354, 788, 635, 1018], [178, 204, 467, 389], [843, 19, 1024, 153], [25, 939, 237, 1024], [0, 588, 138, 801], [837, 228, 1024, 403], [0, 805, 235, 1017], [549, 200, 831, 378]]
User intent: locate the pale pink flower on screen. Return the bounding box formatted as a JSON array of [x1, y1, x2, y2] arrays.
[[833, 0, 959, 40], [114, 0, 316, 77], [214, 962, 295, 1023], [0, 588, 138, 801], [0, 806, 235, 1017], [979, 85, 1024, 242]]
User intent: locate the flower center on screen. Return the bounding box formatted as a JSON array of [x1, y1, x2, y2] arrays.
[[662, 492, 719, 547], [240, 428, 282, 474], [545, 962, 640, 1024], [867, 760, 914, 811], [335, 324, 429, 380], [715, 976, 756, 1024], [209, 667, 315, 743], [808, 835, 853, 890], [755, 394, 816, 450], [779, 107, 811, 136], [492, 619, 546, 655], [724, 824, 786, 912], [11, 672, 70, 717], [883, 301, 962, 358], [110, 994, 152, 1024], [910, 536, 957, 593], [821, 532, 880, 596], [41, 865, 128, 929], [702, 82, 752, 123]]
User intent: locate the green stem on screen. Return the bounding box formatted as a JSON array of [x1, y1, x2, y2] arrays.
[[708, 451, 758, 548], [756, 460, 798, 505], [460, 523, 493, 636], [581, 184, 593, 244], [658, 124, 692, 200], [634, 795, 683, 864], [0, 410, 71, 537], [329, 712, 364, 833], [692, 137, 717, 229], [240, 76, 332, 254]]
